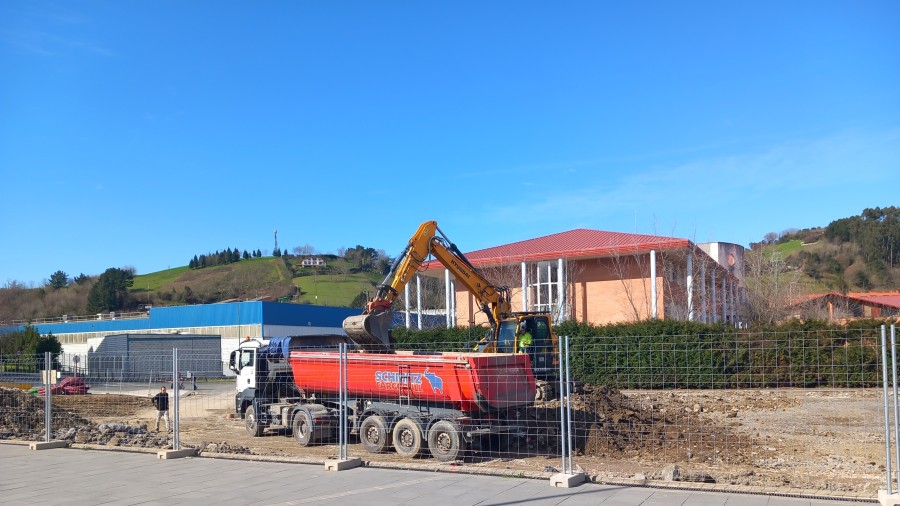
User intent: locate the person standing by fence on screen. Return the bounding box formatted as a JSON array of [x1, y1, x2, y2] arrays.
[[152, 386, 170, 432]]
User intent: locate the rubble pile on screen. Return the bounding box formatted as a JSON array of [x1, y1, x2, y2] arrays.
[[0, 387, 93, 440], [195, 441, 253, 454], [0, 387, 173, 449]]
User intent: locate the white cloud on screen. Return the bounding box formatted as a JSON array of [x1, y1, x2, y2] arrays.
[[2, 30, 114, 57], [477, 128, 900, 241]]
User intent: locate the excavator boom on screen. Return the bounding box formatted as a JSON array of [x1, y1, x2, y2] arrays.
[[342, 221, 510, 349]]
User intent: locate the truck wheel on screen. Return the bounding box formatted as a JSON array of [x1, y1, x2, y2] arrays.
[[392, 418, 422, 458], [245, 405, 263, 437], [292, 407, 315, 446], [360, 415, 392, 454], [427, 420, 461, 462]]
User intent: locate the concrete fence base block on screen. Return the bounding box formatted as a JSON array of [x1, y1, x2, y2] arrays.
[[29, 441, 68, 451], [879, 490, 900, 506], [550, 472, 585, 488], [325, 457, 361, 471], [156, 448, 197, 460]]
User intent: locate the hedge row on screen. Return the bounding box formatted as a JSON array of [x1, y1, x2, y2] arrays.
[[392, 319, 892, 389]]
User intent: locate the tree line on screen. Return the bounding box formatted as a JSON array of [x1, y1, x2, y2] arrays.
[[825, 206, 900, 268], [0, 325, 62, 369], [189, 248, 263, 269]]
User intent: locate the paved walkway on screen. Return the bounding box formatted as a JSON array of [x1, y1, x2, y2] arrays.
[[0, 443, 876, 505]]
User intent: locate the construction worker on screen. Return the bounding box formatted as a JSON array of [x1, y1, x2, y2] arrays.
[[518, 322, 533, 354], [152, 386, 170, 432]]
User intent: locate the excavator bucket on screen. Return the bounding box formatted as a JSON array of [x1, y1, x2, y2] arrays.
[[342, 310, 394, 351]]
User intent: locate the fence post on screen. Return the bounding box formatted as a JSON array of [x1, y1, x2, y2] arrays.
[[325, 342, 360, 471], [550, 335, 584, 488], [558, 335, 566, 474], [172, 348, 180, 451], [882, 325, 893, 495], [337, 343, 344, 460], [565, 336, 574, 475], [894, 324, 900, 494], [44, 351, 52, 443]]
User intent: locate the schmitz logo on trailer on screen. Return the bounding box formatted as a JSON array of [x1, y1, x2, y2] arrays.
[[374, 369, 444, 394]]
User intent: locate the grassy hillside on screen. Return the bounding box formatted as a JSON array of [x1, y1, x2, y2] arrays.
[[127, 256, 379, 308], [293, 273, 377, 306], [763, 227, 898, 292], [774, 239, 804, 256], [131, 266, 191, 292]]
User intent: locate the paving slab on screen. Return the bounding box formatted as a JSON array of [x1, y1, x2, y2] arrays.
[[0, 443, 877, 505]]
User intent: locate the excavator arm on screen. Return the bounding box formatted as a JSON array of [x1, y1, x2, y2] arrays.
[[343, 221, 511, 350]]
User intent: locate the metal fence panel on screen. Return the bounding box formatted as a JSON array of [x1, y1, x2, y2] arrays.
[[0, 328, 889, 498]]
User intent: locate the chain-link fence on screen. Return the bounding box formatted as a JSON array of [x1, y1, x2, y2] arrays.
[[1, 326, 896, 499]]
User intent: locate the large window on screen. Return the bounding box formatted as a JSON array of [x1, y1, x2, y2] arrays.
[[531, 261, 560, 314]]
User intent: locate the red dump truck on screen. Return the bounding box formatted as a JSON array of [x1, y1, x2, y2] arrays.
[[228, 335, 535, 461]]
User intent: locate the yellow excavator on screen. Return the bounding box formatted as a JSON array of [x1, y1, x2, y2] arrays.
[[342, 221, 559, 399]]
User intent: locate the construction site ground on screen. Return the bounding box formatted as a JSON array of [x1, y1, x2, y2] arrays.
[[0, 382, 885, 499]]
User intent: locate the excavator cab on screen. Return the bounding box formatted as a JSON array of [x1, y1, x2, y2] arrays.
[[496, 320, 518, 353]]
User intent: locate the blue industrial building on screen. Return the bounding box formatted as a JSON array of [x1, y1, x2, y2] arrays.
[[2, 302, 361, 376]]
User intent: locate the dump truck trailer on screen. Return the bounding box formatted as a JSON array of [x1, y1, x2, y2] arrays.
[[228, 335, 536, 461]]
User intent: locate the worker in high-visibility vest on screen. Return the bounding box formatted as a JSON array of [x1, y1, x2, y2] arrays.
[[518, 322, 533, 354]]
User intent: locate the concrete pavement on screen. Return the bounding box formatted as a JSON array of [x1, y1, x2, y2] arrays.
[[0, 443, 876, 505]]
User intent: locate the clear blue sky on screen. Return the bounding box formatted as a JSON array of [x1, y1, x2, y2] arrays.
[[2, 1, 898, 287]]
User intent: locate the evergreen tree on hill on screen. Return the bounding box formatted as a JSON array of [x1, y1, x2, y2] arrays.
[[87, 268, 134, 313]]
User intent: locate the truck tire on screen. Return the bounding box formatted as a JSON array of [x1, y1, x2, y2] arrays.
[[392, 417, 423, 458], [292, 407, 316, 446], [427, 419, 462, 462], [360, 414, 392, 454], [245, 405, 263, 437]]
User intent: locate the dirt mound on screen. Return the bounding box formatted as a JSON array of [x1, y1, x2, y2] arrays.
[[52, 394, 153, 418], [516, 385, 748, 466], [0, 388, 173, 449], [0, 387, 93, 440]]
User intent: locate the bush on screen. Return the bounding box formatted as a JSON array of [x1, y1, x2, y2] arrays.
[[391, 319, 888, 389]]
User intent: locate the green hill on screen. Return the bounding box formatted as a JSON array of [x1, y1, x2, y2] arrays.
[[130, 255, 381, 308], [755, 207, 900, 292], [0, 254, 387, 324]]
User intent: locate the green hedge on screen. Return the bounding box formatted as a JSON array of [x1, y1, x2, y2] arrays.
[[392, 319, 889, 389]]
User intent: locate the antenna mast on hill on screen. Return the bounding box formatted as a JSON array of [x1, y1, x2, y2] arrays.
[[274, 227, 278, 255]]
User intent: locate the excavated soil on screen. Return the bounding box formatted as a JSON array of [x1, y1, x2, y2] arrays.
[[0, 389, 173, 448], [0, 385, 885, 497]]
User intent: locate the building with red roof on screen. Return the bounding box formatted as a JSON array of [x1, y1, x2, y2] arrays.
[[416, 228, 744, 327], [791, 292, 900, 321]]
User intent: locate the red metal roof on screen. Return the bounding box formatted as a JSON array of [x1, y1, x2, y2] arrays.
[[795, 292, 900, 309], [424, 229, 691, 270], [847, 292, 900, 309]]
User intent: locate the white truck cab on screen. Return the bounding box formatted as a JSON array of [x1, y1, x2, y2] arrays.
[[228, 338, 268, 396]]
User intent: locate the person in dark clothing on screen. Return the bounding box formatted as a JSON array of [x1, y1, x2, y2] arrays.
[[152, 386, 170, 432]]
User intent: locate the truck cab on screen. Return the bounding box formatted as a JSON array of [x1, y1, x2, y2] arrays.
[[229, 338, 268, 393], [228, 338, 270, 426], [228, 335, 353, 436]]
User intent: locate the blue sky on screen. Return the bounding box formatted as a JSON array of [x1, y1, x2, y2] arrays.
[[1, 1, 898, 287]]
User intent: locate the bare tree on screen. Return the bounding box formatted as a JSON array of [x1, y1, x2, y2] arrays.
[[292, 244, 316, 256], [606, 252, 651, 322], [741, 247, 805, 325]]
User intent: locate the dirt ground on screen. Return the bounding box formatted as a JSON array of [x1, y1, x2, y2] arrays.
[[0, 385, 886, 497]]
